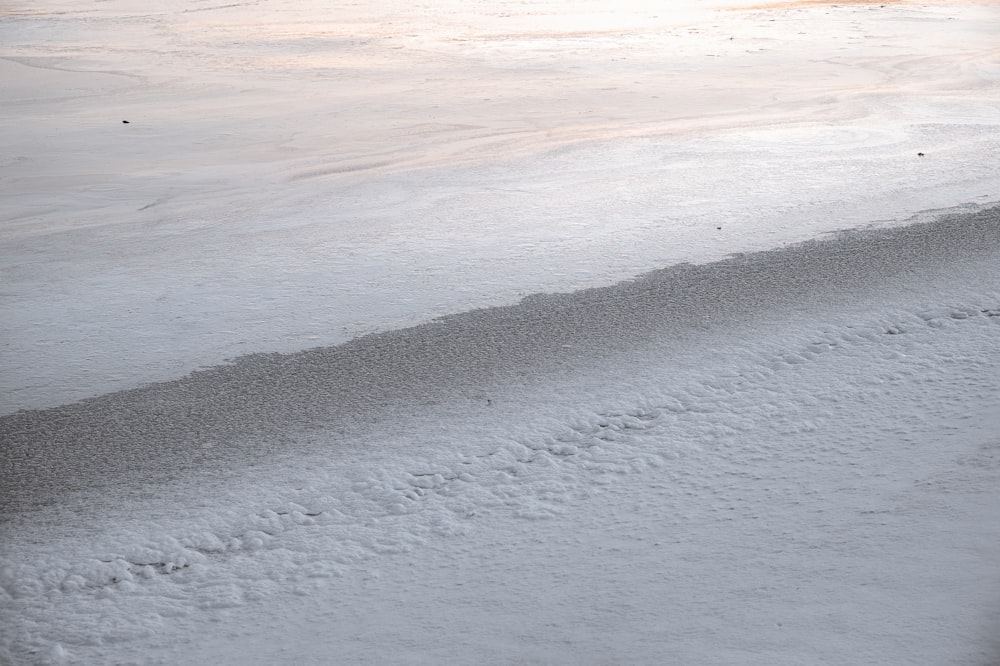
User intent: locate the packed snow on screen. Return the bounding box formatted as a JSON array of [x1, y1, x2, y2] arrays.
[[2, 0, 999, 664]]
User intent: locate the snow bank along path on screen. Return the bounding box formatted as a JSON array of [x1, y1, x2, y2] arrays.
[[2, 206, 999, 664], [2, 0, 999, 412]]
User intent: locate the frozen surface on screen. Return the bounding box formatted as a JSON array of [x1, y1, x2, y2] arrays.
[[2, 0, 999, 411], [2, 210, 1000, 664], [2, 0, 1000, 663]]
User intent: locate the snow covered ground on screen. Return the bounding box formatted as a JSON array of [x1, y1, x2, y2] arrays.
[[3, 0, 998, 413], [2, 0, 1000, 663], [4, 210, 1000, 664]]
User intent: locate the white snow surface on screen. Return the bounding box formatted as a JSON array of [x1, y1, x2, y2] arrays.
[[2, 0, 999, 412], [2, 0, 1000, 664], [3, 229, 1000, 664]]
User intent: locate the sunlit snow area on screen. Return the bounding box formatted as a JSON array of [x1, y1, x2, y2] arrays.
[[2, 0, 999, 663]]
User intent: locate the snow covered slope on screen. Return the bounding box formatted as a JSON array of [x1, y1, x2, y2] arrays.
[[2, 208, 999, 664]]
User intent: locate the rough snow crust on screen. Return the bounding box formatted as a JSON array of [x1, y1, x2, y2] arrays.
[[2, 208, 1000, 664], [2, 207, 999, 516], [3, 0, 1000, 663]]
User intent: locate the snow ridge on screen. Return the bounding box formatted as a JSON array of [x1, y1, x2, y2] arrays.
[[2, 290, 998, 662], [2, 208, 999, 662]]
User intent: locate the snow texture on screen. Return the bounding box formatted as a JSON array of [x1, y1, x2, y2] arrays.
[[2, 0, 999, 414], [2, 0, 1000, 664], [3, 209, 999, 664]]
